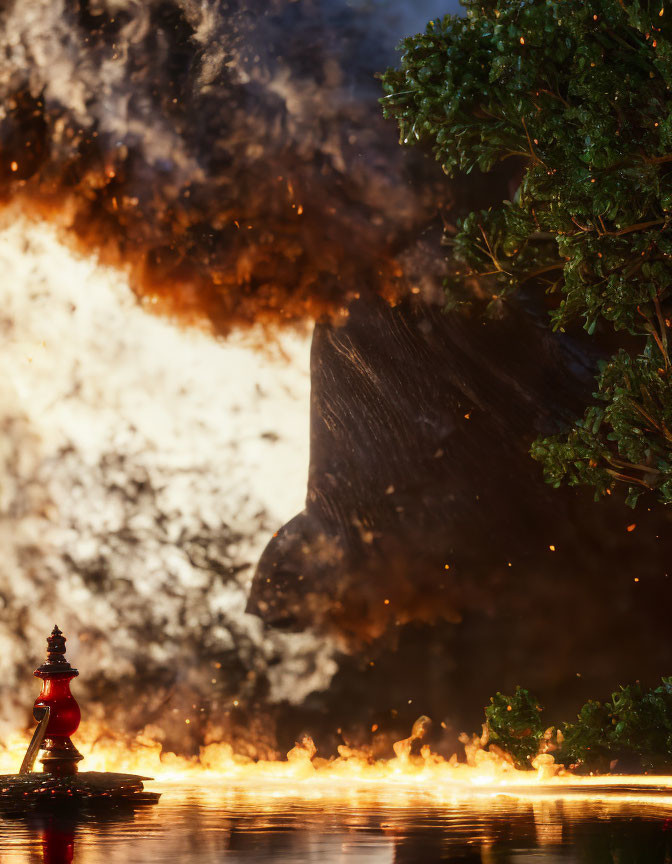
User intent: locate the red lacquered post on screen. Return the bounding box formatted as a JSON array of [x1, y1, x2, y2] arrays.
[[34, 626, 83, 775]]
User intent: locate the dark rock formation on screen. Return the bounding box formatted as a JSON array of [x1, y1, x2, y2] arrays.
[[249, 295, 672, 741]]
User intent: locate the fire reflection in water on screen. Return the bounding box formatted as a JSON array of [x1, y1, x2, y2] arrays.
[[3, 785, 672, 864], [4, 717, 672, 864]]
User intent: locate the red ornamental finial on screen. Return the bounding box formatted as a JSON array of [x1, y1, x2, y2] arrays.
[[33, 626, 83, 775]]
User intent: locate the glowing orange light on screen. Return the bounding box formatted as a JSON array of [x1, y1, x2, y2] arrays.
[[627, 523, 636, 532], [4, 721, 672, 802]]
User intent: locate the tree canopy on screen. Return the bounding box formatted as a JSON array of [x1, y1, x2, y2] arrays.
[[381, 0, 672, 507]]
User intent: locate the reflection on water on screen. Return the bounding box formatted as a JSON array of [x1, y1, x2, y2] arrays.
[[2, 784, 672, 863]]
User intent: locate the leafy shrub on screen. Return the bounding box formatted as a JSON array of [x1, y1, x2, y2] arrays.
[[485, 680, 672, 771]]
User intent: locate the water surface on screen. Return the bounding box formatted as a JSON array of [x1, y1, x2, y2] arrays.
[[2, 783, 672, 863]]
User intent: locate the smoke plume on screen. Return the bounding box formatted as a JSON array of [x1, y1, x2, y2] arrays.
[[0, 0, 471, 756], [0, 214, 338, 756], [0, 0, 455, 332]]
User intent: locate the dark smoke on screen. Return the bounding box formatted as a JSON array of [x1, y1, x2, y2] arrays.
[[0, 0, 457, 331]]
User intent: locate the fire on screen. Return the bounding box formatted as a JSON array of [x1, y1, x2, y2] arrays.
[[3, 719, 672, 805], [1, 217, 672, 807]]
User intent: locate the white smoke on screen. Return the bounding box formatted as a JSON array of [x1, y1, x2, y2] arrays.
[[0, 211, 336, 737]]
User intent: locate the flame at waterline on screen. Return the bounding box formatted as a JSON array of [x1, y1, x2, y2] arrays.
[[3, 722, 672, 806]]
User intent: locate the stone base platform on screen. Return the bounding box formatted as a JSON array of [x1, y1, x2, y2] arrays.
[[0, 771, 160, 813]]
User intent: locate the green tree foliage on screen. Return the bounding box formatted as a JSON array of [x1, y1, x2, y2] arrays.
[[486, 681, 672, 771], [485, 688, 546, 767], [381, 0, 672, 506]]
